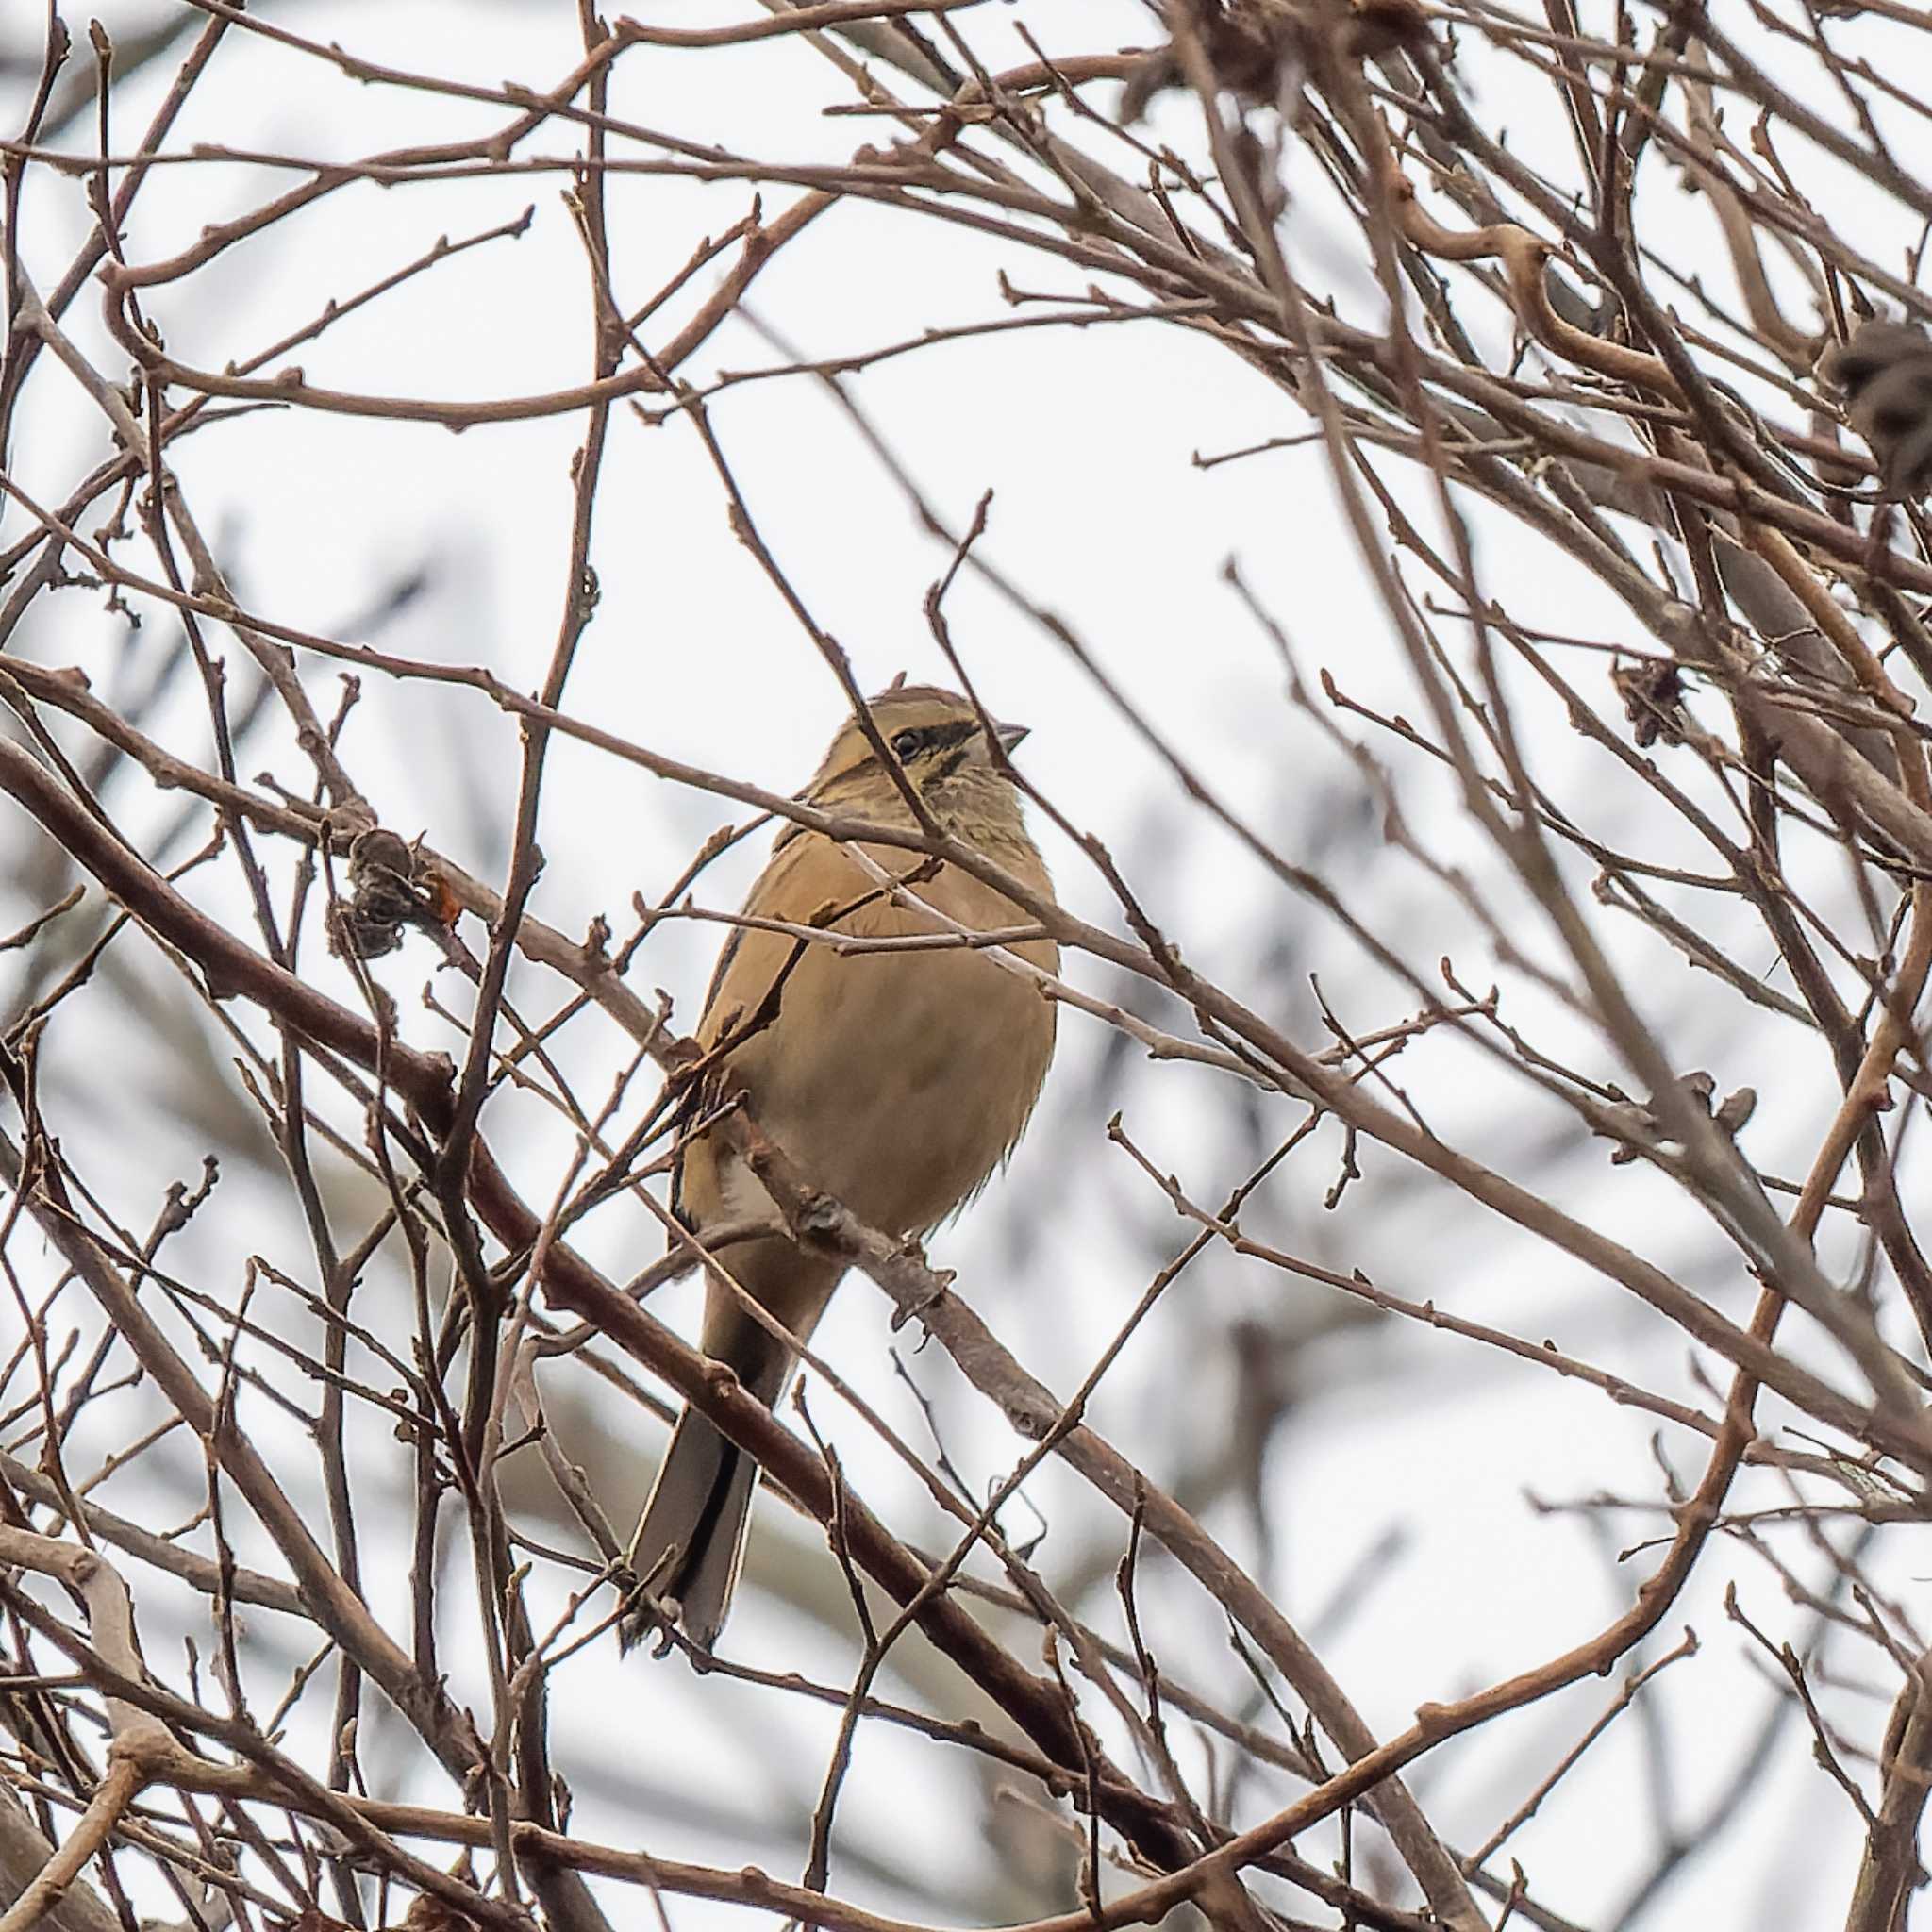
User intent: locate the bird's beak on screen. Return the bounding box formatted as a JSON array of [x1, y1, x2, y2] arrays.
[[995, 719, 1029, 754]]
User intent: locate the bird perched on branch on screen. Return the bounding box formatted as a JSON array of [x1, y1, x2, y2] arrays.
[[625, 684, 1058, 1651]]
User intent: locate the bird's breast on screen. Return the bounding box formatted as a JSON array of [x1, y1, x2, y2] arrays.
[[690, 839, 1057, 1240]]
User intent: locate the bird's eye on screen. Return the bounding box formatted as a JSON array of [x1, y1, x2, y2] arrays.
[[891, 728, 926, 760]]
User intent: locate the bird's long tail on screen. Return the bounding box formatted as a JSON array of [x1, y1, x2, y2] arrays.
[[623, 1234, 842, 1653], [623, 1407, 760, 1653]]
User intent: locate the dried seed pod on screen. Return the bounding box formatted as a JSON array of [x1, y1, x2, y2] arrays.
[[1610, 658, 1689, 748], [1818, 320, 1932, 500], [326, 825, 460, 960]]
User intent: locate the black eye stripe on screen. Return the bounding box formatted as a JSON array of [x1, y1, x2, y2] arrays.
[[887, 720, 977, 762]]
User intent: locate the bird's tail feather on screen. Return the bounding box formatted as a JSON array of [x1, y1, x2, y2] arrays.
[[622, 1407, 759, 1653]]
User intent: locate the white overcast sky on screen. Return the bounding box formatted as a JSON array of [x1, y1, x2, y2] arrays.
[[4, 3, 1924, 1926]]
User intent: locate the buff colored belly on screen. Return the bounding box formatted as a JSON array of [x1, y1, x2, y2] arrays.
[[747, 928, 1053, 1233]]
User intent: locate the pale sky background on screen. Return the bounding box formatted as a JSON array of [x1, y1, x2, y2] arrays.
[[3, 2, 1924, 1926]]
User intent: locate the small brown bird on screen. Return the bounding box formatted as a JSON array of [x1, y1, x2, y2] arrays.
[[627, 685, 1058, 1650]]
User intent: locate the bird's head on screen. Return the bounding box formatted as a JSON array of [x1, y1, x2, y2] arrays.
[[803, 686, 1033, 842]]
